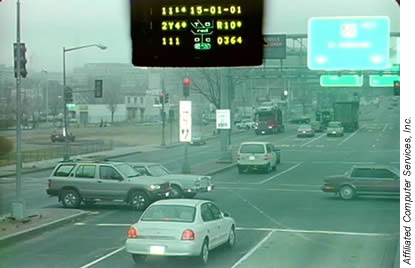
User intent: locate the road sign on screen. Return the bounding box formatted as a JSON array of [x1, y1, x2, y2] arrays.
[[369, 64, 399, 87], [264, 34, 286, 59], [216, 109, 231, 129], [179, 101, 192, 142], [308, 16, 390, 70], [320, 75, 363, 87]]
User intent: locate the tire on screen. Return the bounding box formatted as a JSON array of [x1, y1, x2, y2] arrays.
[[184, 192, 197, 198], [339, 185, 355, 200], [61, 189, 81, 208], [272, 162, 277, 171], [264, 163, 271, 174], [198, 239, 209, 265], [277, 155, 281, 164], [132, 254, 146, 264], [171, 185, 184, 198], [226, 227, 236, 248], [129, 191, 150, 211]]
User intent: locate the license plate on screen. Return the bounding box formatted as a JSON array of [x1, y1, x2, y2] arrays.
[[249, 156, 255, 160], [150, 245, 165, 255]]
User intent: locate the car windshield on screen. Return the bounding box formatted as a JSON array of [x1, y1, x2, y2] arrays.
[[298, 124, 311, 130], [115, 163, 140, 178], [141, 205, 196, 223], [328, 122, 342, 128], [240, 144, 265, 153], [147, 165, 170, 176]]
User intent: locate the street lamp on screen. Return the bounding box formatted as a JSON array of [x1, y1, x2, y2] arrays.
[[62, 44, 106, 160]]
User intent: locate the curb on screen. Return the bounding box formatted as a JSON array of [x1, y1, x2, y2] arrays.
[[204, 163, 237, 176], [0, 210, 88, 248]]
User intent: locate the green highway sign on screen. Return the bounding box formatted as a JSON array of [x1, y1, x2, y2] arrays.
[[369, 75, 400, 87], [320, 75, 363, 87]]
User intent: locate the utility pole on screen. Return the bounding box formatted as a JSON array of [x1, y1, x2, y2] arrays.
[[181, 78, 191, 174], [161, 79, 166, 146], [219, 68, 232, 162], [12, 0, 26, 219]]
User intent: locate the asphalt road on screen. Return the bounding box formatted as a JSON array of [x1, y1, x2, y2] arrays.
[[0, 98, 400, 268]]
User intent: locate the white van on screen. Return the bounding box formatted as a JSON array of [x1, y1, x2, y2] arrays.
[[237, 142, 280, 174]]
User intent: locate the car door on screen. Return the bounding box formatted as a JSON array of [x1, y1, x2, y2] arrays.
[[73, 164, 98, 198], [208, 203, 229, 246], [371, 168, 400, 194], [349, 168, 383, 194], [97, 165, 125, 199], [200, 203, 220, 248]]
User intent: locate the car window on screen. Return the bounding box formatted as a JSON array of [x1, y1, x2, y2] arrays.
[[99, 166, 122, 180], [53, 164, 76, 177], [208, 203, 223, 220], [75, 165, 96, 179], [350, 168, 373, 178], [141, 205, 195, 223], [115, 163, 140, 178], [147, 165, 169, 176], [201, 203, 214, 222], [240, 144, 265, 154], [371, 169, 399, 179], [133, 166, 148, 176]]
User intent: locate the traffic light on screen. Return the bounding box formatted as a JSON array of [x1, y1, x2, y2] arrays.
[[64, 87, 73, 103], [393, 80, 400, 96], [95, 80, 103, 98], [183, 78, 191, 97], [159, 92, 165, 104], [281, 90, 288, 101], [165, 93, 169, 103], [13, 43, 27, 78]]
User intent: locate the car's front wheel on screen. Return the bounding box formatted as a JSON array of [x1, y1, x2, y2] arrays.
[[226, 227, 236, 248], [130, 191, 150, 211], [61, 189, 81, 208], [171, 185, 184, 198], [198, 239, 209, 265], [339, 185, 355, 200]]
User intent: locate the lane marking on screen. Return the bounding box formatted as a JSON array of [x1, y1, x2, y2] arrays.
[[338, 126, 364, 146], [216, 186, 320, 193], [300, 134, 325, 147], [230, 230, 274, 268], [259, 162, 303, 184], [79, 246, 125, 268], [382, 124, 388, 132], [236, 227, 392, 237], [311, 161, 376, 165]]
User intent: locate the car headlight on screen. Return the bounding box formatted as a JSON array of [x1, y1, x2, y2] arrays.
[[149, 184, 161, 190]]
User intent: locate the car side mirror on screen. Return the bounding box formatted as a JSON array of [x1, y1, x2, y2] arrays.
[[223, 211, 231, 217]]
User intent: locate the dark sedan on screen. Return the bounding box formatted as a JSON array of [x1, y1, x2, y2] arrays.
[[51, 132, 75, 142], [321, 165, 399, 200]]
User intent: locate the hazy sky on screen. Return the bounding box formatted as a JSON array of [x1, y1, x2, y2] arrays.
[[0, 0, 400, 73]]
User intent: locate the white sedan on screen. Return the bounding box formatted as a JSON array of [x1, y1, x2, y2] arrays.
[[125, 199, 236, 265]]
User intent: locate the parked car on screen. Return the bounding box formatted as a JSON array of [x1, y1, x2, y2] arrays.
[[125, 199, 236, 265], [50, 131, 75, 142], [46, 160, 171, 210], [297, 124, 315, 137], [237, 142, 280, 174], [235, 119, 256, 129], [129, 162, 214, 198], [190, 135, 206, 146], [321, 165, 400, 200], [326, 121, 344, 137]]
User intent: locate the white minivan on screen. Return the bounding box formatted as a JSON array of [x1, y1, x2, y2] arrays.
[[237, 142, 280, 174]]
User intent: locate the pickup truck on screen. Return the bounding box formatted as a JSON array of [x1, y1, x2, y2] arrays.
[[46, 160, 171, 210]]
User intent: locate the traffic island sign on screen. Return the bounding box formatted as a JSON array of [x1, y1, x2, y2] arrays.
[[308, 16, 390, 70], [179, 101, 192, 142]]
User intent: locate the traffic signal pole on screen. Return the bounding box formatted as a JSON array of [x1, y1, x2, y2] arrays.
[[62, 47, 70, 160], [12, 0, 26, 219], [161, 79, 166, 146]]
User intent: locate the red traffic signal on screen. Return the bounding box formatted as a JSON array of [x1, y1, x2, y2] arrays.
[[183, 78, 191, 97]]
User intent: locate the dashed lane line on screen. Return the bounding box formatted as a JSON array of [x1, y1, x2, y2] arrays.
[[79, 246, 125, 268], [338, 126, 364, 146], [216, 186, 321, 193], [259, 162, 303, 184]]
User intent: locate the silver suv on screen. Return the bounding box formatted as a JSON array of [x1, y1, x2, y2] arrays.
[[46, 160, 171, 210], [237, 142, 281, 174]]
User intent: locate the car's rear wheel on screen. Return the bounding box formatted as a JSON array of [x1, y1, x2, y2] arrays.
[[171, 185, 184, 198], [339, 185, 355, 200], [198, 239, 209, 265], [61, 189, 81, 208], [132, 254, 146, 264], [226, 227, 236, 248], [130, 191, 150, 211], [264, 163, 272, 174]]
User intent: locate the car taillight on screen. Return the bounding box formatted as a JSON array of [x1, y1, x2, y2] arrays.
[[181, 229, 195, 240], [127, 227, 138, 238], [264, 154, 270, 160], [237, 154, 241, 160]]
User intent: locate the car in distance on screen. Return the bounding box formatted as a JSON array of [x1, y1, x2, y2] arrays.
[[237, 142, 280, 174], [235, 119, 256, 129], [129, 162, 214, 198], [189, 135, 207, 146], [46, 160, 171, 210], [326, 121, 344, 137], [125, 199, 236, 265], [297, 124, 315, 137], [51, 130, 75, 142], [321, 165, 399, 200], [310, 121, 323, 132]]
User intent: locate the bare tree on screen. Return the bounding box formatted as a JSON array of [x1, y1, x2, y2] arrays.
[[104, 89, 120, 123]]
